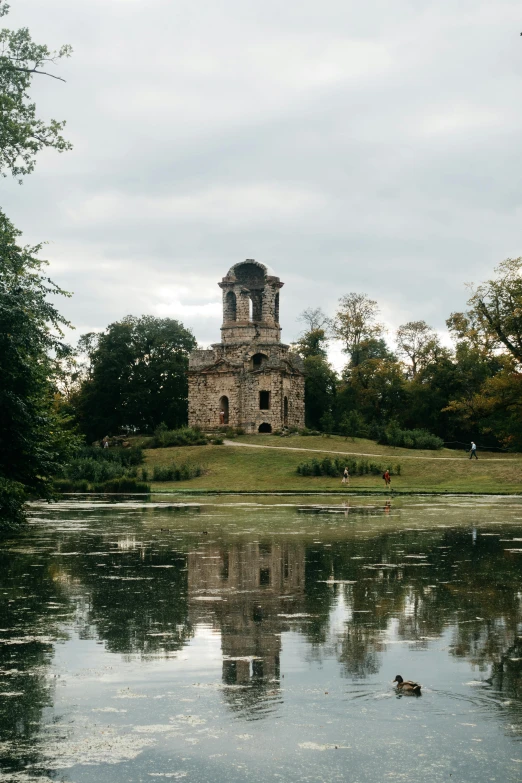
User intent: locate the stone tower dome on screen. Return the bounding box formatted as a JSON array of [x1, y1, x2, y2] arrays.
[[188, 260, 305, 433]]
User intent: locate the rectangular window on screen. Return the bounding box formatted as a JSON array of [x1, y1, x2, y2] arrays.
[[259, 390, 270, 410]]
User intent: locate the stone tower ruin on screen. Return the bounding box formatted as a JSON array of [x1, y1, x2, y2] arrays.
[[188, 260, 305, 433]]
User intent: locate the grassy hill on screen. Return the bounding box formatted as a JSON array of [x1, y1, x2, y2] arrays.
[[143, 433, 522, 494]]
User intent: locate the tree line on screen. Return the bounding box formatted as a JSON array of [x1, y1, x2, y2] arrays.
[[293, 266, 522, 451]]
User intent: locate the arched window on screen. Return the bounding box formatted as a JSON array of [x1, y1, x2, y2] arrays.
[[284, 396, 288, 426], [251, 292, 263, 321], [274, 292, 280, 323], [251, 352, 268, 369], [224, 291, 237, 322], [219, 396, 229, 425]]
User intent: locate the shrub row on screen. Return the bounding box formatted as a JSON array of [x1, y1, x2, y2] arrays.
[[143, 426, 209, 448], [141, 463, 203, 482], [53, 478, 150, 493], [79, 445, 144, 465], [378, 423, 443, 450], [297, 457, 401, 477]]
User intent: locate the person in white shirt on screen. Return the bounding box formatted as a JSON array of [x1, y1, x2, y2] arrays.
[[469, 441, 478, 460]]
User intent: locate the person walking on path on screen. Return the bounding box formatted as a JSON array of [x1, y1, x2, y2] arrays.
[[469, 441, 478, 460], [342, 467, 350, 485], [383, 469, 391, 489]]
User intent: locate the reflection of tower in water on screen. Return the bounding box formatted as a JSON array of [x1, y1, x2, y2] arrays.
[[188, 541, 305, 708]]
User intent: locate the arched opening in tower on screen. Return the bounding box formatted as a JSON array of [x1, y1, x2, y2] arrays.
[[251, 292, 263, 321], [252, 352, 268, 369], [224, 291, 237, 321], [219, 396, 229, 425], [258, 422, 272, 433], [284, 396, 289, 426], [274, 292, 280, 323]]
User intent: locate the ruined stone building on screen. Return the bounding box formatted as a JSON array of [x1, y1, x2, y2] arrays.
[[188, 260, 305, 433]]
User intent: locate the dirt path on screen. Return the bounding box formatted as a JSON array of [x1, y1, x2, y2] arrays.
[[223, 440, 519, 462]]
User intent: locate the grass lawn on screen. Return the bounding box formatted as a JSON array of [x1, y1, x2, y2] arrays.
[[143, 434, 522, 493]]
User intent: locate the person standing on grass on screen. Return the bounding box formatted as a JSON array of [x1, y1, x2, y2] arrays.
[[469, 441, 478, 460], [342, 467, 350, 485], [383, 469, 391, 488]]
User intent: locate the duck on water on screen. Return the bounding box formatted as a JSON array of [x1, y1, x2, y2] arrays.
[[393, 675, 421, 694]]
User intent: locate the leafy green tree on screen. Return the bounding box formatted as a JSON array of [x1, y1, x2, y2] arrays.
[[333, 293, 385, 367], [293, 320, 337, 430], [0, 0, 72, 181], [72, 316, 197, 441], [455, 257, 522, 362], [396, 320, 440, 378], [0, 211, 78, 527]]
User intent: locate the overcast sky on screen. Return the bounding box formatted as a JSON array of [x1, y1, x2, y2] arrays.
[[3, 0, 522, 368]]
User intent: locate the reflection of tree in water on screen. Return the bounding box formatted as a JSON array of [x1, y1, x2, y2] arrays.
[[55, 528, 193, 658], [301, 525, 522, 690], [0, 537, 73, 776]]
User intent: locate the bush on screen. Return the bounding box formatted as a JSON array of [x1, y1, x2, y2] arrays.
[[144, 426, 208, 448], [379, 425, 443, 450], [0, 478, 28, 529], [151, 462, 203, 482], [53, 477, 150, 493], [92, 478, 150, 493], [340, 411, 368, 439], [60, 458, 127, 483], [53, 478, 89, 492], [79, 445, 144, 466], [297, 457, 399, 478]]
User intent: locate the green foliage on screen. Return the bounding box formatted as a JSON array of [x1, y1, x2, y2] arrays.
[[78, 445, 144, 465], [340, 411, 368, 438], [72, 317, 197, 440], [53, 477, 150, 493], [0, 477, 27, 529], [0, 210, 81, 527], [145, 426, 208, 449], [0, 3, 72, 181], [319, 411, 335, 434], [297, 457, 399, 478], [151, 463, 203, 482], [56, 445, 144, 483], [379, 424, 443, 450], [93, 478, 150, 493], [333, 293, 384, 366]]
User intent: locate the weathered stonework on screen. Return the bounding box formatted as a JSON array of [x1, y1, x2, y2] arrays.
[[188, 260, 305, 433]]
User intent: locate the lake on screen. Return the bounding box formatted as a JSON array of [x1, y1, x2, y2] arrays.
[[1, 495, 521, 782]]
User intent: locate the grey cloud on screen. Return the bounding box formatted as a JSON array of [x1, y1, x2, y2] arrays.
[[3, 0, 522, 362]]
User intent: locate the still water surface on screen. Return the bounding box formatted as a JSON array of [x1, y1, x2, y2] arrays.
[[1, 495, 522, 782]]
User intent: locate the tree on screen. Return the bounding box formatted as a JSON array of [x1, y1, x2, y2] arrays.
[[0, 211, 78, 527], [297, 307, 330, 333], [0, 1, 72, 180], [293, 321, 337, 430], [448, 258, 522, 362], [294, 327, 329, 359], [396, 320, 440, 378], [72, 316, 197, 441], [332, 293, 385, 367]]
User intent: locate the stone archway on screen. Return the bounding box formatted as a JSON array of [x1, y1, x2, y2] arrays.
[[219, 396, 229, 425], [258, 422, 272, 433], [224, 291, 237, 322]]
